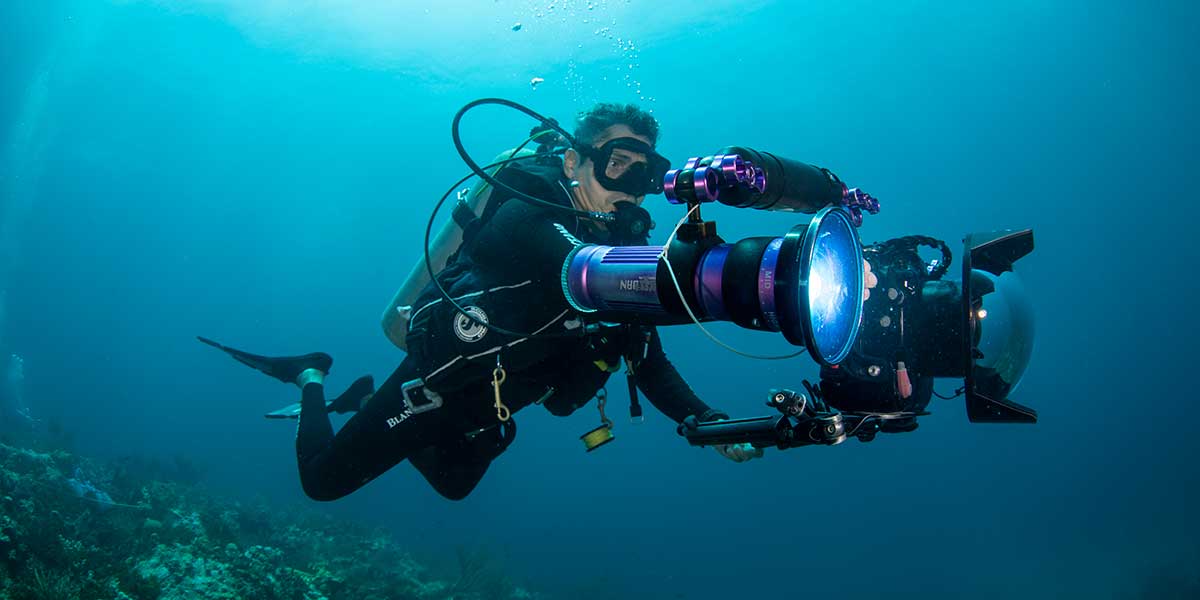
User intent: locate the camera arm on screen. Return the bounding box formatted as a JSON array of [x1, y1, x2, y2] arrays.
[[678, 387, 925, 450]]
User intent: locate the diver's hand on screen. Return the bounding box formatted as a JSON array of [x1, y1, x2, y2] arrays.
[[864, 259, 878, 301], [700, 414, 764, 463], [714, 443, 764, 463]]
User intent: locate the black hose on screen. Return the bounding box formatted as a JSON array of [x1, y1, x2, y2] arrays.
[[451, 98, 614, 223]]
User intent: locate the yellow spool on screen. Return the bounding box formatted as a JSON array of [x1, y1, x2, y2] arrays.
[[580, 425, 615, 452]]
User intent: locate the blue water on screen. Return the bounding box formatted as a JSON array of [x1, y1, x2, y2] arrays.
[[3, 1, 1197, 598]]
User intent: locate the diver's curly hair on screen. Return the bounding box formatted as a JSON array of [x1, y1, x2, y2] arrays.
[[573, 103, 660, 148]]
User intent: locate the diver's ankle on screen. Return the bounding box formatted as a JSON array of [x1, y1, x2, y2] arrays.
[[296, 368, 325, 388]]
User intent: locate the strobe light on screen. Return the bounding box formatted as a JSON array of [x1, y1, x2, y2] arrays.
[[563, 206, 865, 365]]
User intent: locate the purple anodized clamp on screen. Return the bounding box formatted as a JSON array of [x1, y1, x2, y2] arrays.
[[664, 153, 767, 205], [712, 154, 766, 195], [840, 186, 881, 227]]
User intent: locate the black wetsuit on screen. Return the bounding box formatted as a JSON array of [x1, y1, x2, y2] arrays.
[[296, 160, 724, 501]]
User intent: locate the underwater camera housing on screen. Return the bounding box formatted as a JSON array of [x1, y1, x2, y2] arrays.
[[680, 230, 1037, 450], [960, 230, 1038, 422], [818, 229, 1036, 424]]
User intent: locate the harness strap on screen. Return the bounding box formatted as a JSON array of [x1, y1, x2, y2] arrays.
[[624, 325, 651, 422], [626, 369, 643, 421], [453, 199, 484, 248]]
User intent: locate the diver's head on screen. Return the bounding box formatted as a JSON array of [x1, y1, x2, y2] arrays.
[[563, 103, 668, 217]]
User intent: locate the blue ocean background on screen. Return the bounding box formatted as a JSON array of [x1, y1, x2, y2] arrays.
[[2, 1, 1197, 598]]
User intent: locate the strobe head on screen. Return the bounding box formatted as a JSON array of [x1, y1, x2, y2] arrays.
[[773, 206, 865, 363]]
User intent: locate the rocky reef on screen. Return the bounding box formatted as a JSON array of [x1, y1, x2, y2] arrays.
[[0, 441, 537, 600]]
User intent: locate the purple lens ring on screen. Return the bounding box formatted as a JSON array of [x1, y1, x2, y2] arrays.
[[713, 154, 766, 194], [714, 154, 744, 186], [758, 237, 783, 331], [693, 244, 732, 321], [747, 162, 766, 193], [663, 169, 682, 204], [692, 165, 722, 203]]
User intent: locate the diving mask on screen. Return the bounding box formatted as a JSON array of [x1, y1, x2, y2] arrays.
[[577, 137, 671, 197]]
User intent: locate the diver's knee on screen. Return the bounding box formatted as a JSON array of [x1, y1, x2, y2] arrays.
[[300, 476, 349, 503], [301, 485, 340, 503], [434, 485, 476, 501]]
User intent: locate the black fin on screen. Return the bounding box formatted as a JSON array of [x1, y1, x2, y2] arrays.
[[197, 336, 332, 384], [264, 402, 303, 420]]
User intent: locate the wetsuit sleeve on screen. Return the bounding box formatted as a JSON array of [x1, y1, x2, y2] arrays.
[[636, 328, 728, 424]]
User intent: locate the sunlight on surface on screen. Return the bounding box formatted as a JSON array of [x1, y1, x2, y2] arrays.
[[145, 0, 766, 81]]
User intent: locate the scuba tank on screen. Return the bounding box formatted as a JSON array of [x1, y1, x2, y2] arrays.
[[381, 148, 536, 351]]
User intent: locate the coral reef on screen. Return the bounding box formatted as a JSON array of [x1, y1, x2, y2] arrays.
[[0, 442, 538, 600]]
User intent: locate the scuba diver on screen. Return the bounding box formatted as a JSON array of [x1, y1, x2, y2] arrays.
[[203, 97, 1035, 501], [202, 103, 788, 501]]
